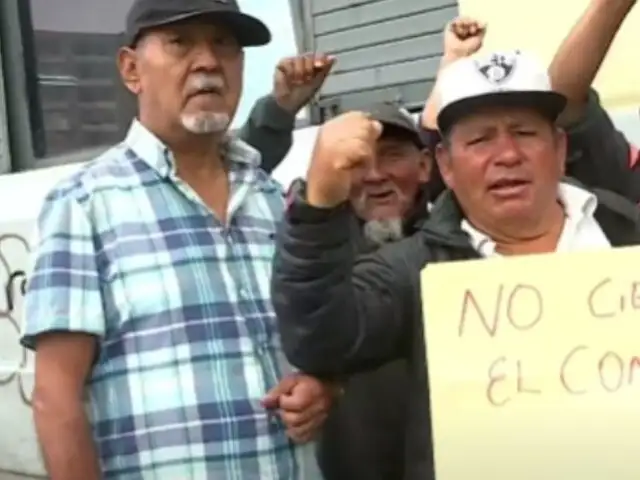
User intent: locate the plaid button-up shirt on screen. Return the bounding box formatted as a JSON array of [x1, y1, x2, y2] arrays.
[[22, 120, 320, 479]]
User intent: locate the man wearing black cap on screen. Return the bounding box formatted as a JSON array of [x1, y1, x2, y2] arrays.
[[270, 49, 640, 479], [312, 101, 430, 480], [343, 102, 431, 249], [22, 1, 335, 479]]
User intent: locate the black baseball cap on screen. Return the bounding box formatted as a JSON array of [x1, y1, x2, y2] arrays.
[[365, 102, 420, 140], [124, 0, 272, 47]]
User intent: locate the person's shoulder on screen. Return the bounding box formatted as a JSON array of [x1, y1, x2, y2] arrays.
[[228, 136, 286, 194], [360, 231, 434, 274], [43, 141, 138, 207]]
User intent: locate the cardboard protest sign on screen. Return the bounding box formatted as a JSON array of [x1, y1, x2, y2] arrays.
[[421, 246, 640, 479], [458, 0, 640, 109]]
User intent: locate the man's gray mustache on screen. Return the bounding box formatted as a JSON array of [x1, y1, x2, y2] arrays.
[[186, 76, 225, 96]]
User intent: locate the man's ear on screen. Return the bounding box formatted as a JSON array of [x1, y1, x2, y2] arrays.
[[418, 148, 432, 183], [435, 142, 455, 190], [117, 46, 142, 95]]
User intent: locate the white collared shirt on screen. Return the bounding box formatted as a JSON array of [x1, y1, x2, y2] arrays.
[[462, 183, 611, 257]]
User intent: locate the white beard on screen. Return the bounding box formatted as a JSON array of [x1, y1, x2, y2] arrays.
[[363, 218, 404, 247], [180, 112, 230, 134]]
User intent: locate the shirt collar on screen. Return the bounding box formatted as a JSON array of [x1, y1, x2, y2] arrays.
[[461, 182, 598, 255], [123, 119, 262, 178]]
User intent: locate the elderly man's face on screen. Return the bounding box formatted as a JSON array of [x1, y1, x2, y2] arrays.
[[437, 105, 566, 228], [350, 128, 430, 244], [118, 19, 244, 135]]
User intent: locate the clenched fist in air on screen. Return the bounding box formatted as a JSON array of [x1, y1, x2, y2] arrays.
[[273, 52, 335, 114], [444, 16, 486, 59], [306, 112, 382, 208]]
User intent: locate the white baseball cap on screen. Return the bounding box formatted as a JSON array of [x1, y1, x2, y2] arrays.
[[436, 50, 567, 133]]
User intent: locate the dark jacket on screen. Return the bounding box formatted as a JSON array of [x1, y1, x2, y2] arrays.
[[317, 187, 431, 480], [237, 95, 295, 173], [563, 90, 640, 202], [271, 180, 640, 480]]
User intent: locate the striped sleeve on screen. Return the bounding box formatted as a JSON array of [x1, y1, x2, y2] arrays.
[[21, 188, 105, 350]]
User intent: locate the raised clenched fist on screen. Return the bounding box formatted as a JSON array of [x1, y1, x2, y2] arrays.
[[306, 112, 382, 208], [444, 16, 486, 59], [273, 53, 335, 114]]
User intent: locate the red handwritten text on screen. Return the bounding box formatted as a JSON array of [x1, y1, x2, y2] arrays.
[[460, 283, 543, 337], [560, 346, 640, 394], [486, 356, 541, 406], [587, 278, 640, 318]]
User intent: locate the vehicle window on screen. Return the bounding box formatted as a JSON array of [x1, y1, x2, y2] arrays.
[[9, 0, 298, 169], [22, 0, 136, 162]]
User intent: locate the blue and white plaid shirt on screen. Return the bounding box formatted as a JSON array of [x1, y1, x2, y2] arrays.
[[22, 120, 320, 479]]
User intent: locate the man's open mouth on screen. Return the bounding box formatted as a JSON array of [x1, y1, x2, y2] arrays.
[[190, 86, 222, 98], [488, 178, 530, 191], [368, 191, 395, 201]]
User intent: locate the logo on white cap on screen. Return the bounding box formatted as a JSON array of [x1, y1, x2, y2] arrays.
[[438, 50, 554, 112], [475, 51, 520, 84]]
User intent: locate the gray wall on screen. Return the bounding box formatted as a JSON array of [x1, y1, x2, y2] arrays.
[[289, 0, 458, 121], [29, 0, 132, 33]]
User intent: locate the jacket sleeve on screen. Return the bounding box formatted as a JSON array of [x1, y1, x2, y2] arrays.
[[565, 89, 640, 203], [271, 197, 418, 377], [237, 94, 296, 174]]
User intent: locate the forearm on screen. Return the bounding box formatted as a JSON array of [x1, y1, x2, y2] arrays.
[[550, 0, 635, 120], [273, 202, 360, 374], [237, 95, 295, 173], [35, 401, 101, 480], [421, 53, 462, 130]]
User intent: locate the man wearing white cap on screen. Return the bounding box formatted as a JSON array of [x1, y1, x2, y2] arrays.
[[270, 50, 640, 479]]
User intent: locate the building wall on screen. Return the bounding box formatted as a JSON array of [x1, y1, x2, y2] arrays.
[[289, 0, 458, 120]]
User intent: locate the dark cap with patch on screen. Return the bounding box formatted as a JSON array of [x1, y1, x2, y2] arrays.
[[364, 101, 419, 137], [124, 0, 271, 47]]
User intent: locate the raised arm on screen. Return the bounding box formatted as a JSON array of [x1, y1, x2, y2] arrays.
[[238, 53, 334, 173], [420, 17, 486, 131], [420, 17, 486, 200], [549, 0, 636, 123], [272, 113, 421, 377], [549, 0, 640, 201]]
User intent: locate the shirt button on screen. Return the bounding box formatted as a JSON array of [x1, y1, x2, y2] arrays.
[[239, 287, 249, 299]]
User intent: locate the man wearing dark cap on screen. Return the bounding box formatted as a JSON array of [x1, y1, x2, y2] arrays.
[[311, 101, 431, 480], [271, 49, 640, 479], [22, 1, 334, 478], [253, 96, 430, 478], [343, 102, 431, 249]]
